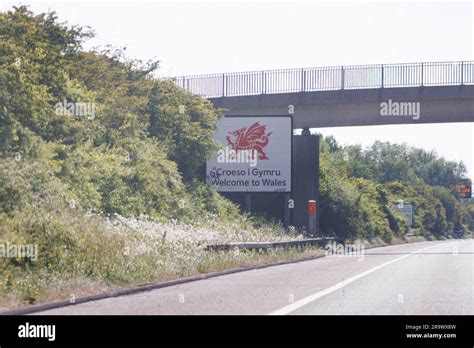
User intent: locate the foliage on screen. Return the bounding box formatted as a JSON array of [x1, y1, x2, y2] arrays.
[[320, 137, 472, 241], [0, 6, 225, 221], [318, 135, 472, 241]]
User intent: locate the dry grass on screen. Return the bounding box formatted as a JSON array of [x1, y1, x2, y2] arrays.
[[0, 211, 442, 312], [0, 246, 325, 312]]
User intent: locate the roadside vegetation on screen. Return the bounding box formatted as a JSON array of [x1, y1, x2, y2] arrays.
[[0, 6, 305, 308], [318, 136, 472, 241], [0, 6, 472, 309]]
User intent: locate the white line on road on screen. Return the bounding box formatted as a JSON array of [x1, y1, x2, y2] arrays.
[[268, 242, 453, 315]]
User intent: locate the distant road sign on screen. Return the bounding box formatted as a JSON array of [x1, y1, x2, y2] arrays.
[[393, 203, 413, 226], [448, 183, 472, 198], [206, 116, 292, 192]]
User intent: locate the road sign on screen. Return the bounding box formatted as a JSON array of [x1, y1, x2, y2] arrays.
[[393, 203, 413, 226], [448, 183, 472, 198], [206, 116, 292, 192]]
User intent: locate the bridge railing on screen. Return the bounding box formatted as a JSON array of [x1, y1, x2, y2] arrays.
[[174, 61, 474, 98]]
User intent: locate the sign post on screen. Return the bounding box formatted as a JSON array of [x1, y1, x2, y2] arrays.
[[245, 193, 252, 212], [284, 194, 291, 229]]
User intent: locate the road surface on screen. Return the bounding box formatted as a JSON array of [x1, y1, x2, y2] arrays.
[[36, 239, 473, 315]]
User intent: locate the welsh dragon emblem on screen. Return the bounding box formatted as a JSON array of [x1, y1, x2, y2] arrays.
[[225, 122, 272, 160]]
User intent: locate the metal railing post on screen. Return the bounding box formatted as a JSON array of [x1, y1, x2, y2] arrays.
[[381, 64, 384, 88], [341, 66, 345, 90], [461, 61, 464, 85], [262, 71, 266, 94], [301, 68, 305, 92], [420, 63, 424, 87], [222, 74, 225, 97]]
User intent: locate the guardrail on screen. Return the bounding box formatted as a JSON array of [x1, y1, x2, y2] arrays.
[[175, 61, 474, 98], [205, 237, 342, 252]]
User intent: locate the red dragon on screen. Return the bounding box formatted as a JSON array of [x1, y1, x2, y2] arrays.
[[225, 122, 272, 160]]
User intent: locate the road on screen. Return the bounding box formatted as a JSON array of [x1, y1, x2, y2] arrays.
[[36, 239, 474, 315]]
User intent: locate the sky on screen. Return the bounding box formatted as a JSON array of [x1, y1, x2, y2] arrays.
[[1, 0, 473, 180]]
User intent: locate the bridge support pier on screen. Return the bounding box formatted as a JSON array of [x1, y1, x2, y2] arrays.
[[292, 132, 320, 235]]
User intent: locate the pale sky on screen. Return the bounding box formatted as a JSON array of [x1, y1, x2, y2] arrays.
[[1, 0, 473, 180]]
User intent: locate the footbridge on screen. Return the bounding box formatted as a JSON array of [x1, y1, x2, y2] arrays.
[[175, 61, 474, 128]]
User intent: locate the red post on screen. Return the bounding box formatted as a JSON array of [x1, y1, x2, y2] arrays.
[[308, 200, 317, 237]]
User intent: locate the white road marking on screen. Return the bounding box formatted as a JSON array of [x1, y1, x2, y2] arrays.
[[269, 242, 452, 315]]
